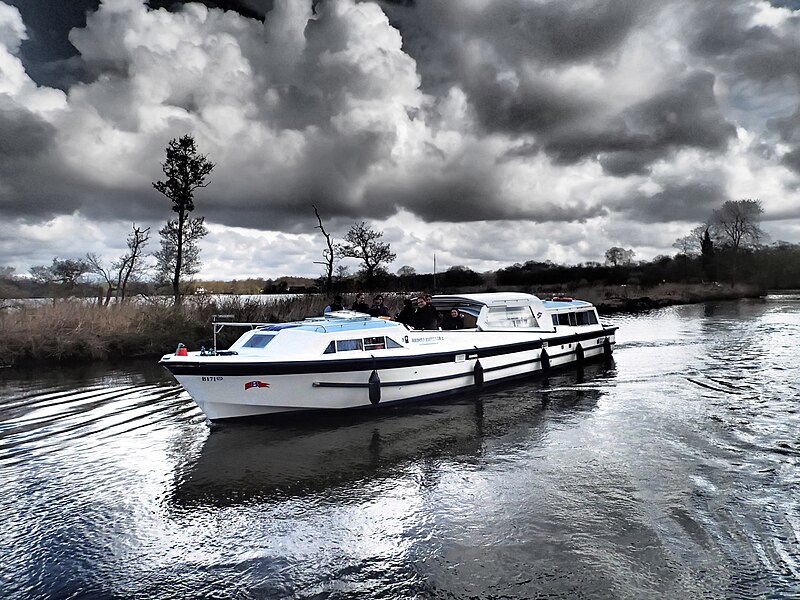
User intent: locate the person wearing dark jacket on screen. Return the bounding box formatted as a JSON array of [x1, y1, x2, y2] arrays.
[[351, 293, 370, 314], [440, 307, 465, 330], [396, 298, 415, 326], [412, 295, 439, 330], [369, 295, 390, 318]]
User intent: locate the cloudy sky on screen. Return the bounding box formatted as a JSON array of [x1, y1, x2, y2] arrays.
[[2, 0, 800, 280]]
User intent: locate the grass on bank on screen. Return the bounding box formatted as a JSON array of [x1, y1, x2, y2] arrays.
[[0, 294, 393, 365]]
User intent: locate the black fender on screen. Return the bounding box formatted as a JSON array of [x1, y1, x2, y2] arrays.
[[368, 370, 381, 405], [540, 347, 550, 372], [474, 359, 484, 388], [575, 343, 584, 363]]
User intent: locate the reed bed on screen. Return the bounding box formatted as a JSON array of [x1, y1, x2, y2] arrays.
[[0, 293, 410, 365]]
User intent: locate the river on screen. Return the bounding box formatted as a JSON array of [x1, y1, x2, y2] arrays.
[[0, 295, 798, 599]]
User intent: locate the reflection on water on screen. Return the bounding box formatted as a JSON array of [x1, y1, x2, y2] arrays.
[[1, 297, 799, 599], [172, 365, 607, 508]]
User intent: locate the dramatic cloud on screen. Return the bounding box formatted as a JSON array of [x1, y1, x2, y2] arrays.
[[1, 0, 800, 279]]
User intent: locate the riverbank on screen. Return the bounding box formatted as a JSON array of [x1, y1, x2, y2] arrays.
[[0, 283, 765, 366], [559, 282, 766, 313]]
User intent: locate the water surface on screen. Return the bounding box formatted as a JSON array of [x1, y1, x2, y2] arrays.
[[1, 296, 798, 599]]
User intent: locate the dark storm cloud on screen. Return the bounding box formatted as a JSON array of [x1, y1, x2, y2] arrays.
[[378, 0, 736, 177], [364, 163, 607, 224], [378, 0, 652, 87], [543, 71, 735, 174], [468, 71, 595, 136], [781, 146, 800, 174], [0, 97, 56, 157], [621, 178, 728, 224], [690, 2, 800, 82], [470, 0, 649, 64]]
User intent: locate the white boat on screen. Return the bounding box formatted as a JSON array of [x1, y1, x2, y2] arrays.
[[160, 292, 617, 420]]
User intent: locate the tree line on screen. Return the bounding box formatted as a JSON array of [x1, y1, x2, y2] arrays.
[[0, 132, 796, 301]]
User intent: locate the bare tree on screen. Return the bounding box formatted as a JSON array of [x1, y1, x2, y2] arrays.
[[153, 135, 214, 306], [337, 221, 397, 289], [712, 199, 764, 251], [88, 224, 151, 305], [313, 205, 335, 293], [712, 199, 764, 284], [115, 224, 150, 302], [86, 253, 116, 305]]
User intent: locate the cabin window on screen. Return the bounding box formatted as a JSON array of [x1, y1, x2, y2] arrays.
[[242, 334, 276, 348], [576, 311, 598, 325], [386, 337, 403, 349], [557, 313, 570, 326], [485, 306, 539, 328], [323, 341, 336, 354], [336, 339, 363, 352], [364, 336, 386, 351]]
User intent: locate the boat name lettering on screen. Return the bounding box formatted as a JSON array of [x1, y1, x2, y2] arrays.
[[201, 376, 223, 382], [411, 335, 444, 343]]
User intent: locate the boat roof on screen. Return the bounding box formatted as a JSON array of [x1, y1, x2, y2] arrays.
[[255, 312, 401, 334], [542, 299, 593, 309], [432, 292, 541, 308]]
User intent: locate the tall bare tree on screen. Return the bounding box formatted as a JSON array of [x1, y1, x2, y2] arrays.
[[88, 224, 151, 305], [313, 205, 335, 293], [153, 135, 214, 306], [115, 224, 150, 302], [337, 221, 396, 289], [712, 199, 764, 251]]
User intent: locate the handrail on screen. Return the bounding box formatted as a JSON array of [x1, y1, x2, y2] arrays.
[[212, 321, 271, 353]]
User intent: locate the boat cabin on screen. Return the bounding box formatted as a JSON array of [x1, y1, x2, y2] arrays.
[[431, 293, 555, 332]]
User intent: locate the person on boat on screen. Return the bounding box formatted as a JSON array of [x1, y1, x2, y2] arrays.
[[412, 295, 439, 330], [324, 295, 344, 314], [440, 307, 465, 330], [396, 298, 416, 326], [369, 294, 390, 318], [351, 293, 370, 314]]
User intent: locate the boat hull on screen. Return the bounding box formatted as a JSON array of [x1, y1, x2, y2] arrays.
[[163, 329, 616, 420]]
